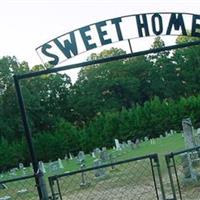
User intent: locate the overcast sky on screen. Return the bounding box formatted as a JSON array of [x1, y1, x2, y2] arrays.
[[0, 0, 199, 80]]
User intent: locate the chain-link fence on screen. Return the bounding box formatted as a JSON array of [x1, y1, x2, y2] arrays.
[[0, 175, 39, 200], [165, 146, 200, 200], [48, 154, 165, 200]]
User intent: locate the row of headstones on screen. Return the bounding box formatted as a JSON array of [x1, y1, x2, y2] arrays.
[[114, 130, 178, 151]]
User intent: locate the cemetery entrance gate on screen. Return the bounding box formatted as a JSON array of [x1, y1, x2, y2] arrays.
[[12, 12, 200, 200]]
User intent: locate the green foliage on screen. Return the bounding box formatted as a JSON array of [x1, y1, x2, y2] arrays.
[[1, 36, 200, 169]]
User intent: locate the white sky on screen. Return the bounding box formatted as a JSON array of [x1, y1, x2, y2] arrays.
[[0, 0, 199, 81]]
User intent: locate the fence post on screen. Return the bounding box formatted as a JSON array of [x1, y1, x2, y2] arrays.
[[13, 75, 49, 200], [150, 154, 166, 200], [165, 154, 177, 200]]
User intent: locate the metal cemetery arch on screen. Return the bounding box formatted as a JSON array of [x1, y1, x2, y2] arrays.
[[13, 12, 200, 199]]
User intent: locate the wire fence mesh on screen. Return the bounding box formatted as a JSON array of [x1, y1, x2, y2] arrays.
[[165, 146, 200, 200], [49, 154, 165, 200], [0, 175, 38, 200]]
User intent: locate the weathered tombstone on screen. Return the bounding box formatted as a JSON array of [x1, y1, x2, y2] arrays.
[[114, 139, 121, 150], [93, 159, 106, 178], [19, 163, 24, 170], [181, 118, 200, 183], [64, 154, 68, 160], [194, 128, 200, 146], [150, 139, 156, 145], [91, 152, 96, 158], [127, 140, 134, 149], [102, 147, 107, 151], [144, 136, 149, 142], [182, 118, 196, 149], [39, 161, 46, 174], [69, 153, 73, 160], [77, 151, 85, 162], [164, 131, 168, 137], [135, 138, 140, 148], [100, 149, 109, 162], [58, 158, 64, 169], [94, 148, 101, 158], [170, 129, 174, 136]]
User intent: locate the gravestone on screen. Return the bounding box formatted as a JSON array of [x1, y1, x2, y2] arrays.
[[91, 152, 96, 158], [94, 148, 101, 158], [39, 161, 46, 174], [114, 139, 121, 150], [58, 158, 64, 169], [150, 139, 156, 145], [69, 153, 73, 160], [181, 118, 200, 183], [127, 140, 134, 149], [182, 118, 196, 149], [135, 139, 140, 148], [64, 154, 68, 160], [19, 163, 24, 170], [100, 149, 109, 162], [93, 159, 106, 178], [77, 151, 85, 163]]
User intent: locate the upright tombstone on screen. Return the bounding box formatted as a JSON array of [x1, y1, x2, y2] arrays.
[[127, 140, 134, 149], [38, 161, 46, 174], [114, 139, 121, 150], [91, 152, 96, 158], [93, 159, 105, 178], [69, 153, 73, 160], [19, 163, 24, 170], [181, 118, 199, 182], [100, 149, 109, 163], [77, 151, 85, 163], [58, 158, 64, 169], [94, 148, 101, 159], [182, 118, 196, 149]]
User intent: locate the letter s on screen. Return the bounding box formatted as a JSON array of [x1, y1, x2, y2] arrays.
[[41, 43, 59, 66]]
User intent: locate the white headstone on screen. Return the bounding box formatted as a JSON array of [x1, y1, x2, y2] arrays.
[[58, 158, 64, 169], [114, 139, 121, 150], [39, 161, 46, 173]]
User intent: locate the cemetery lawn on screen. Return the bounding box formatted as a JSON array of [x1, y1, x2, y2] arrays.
[[0, 133, 185, 199], [60, 133, 184, 172], [0, 133, 184, 180]]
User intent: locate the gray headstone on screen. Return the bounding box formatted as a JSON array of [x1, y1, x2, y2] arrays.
[[77, 151, 85, 162], [100, 150, 109, 162], [39, 161, 46, 173], [93, 159, 106, 177], [114, 139, 121, 150], [182, 118, 196, 149], [19, 163, 24, 170]]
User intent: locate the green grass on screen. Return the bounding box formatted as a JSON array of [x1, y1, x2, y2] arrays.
[[0, 133, 185, 199]]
